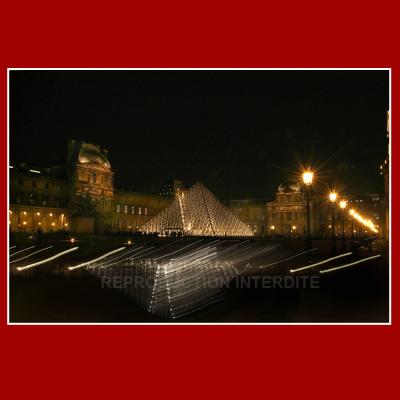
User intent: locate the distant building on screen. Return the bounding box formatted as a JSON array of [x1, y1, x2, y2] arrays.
[[226, 199, 267, 236], [67, 140, 115, 210], [160, 179, 184, 198], [10, 139, 386, 238], [266, 182, 323, 237], [348, 194, 384, 236], [9, 140, 171, 234], [9, 165, 70, 232], [266, 182, 385, 238], [113, 190, 172, 233]]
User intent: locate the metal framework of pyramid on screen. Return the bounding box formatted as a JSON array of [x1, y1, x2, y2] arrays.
[[140, 182, 254, 237]]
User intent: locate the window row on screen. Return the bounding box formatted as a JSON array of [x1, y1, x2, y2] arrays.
[[270, 206, 304, 212], [275, 212, 302, 221], [78, 172, 112, 186], [278, 195, 302, 203], [17, 180, 52, 190], [10, 193, 68, 208], [116, 204, 148, 216]]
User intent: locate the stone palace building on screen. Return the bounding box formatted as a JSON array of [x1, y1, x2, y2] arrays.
[[9, 140, 172, 234], [9, 140, 385, 237]]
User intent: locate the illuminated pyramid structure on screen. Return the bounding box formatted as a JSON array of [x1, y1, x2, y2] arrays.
[[140, 182, 254, 237]]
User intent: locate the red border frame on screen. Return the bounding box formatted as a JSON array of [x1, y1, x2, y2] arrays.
[[1, 1, 397, 397]]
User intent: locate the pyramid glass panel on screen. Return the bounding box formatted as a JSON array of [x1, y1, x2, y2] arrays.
[[140, 182, 254, 237]]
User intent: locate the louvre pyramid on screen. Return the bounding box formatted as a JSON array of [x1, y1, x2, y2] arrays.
[[140, 182, 254, 237]]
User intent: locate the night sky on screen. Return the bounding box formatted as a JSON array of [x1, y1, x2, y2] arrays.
[[10, 70, 389, 199]]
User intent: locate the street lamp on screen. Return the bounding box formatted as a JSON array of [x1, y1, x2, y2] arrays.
[[349, 208, 355, 241], [329, 192, 337, 255], [270, 225, 275, 238], [302, 171, 314, 185], [339, 200, 347, 251], [302, 170, 314, 250], [349, 208, 357, 252]]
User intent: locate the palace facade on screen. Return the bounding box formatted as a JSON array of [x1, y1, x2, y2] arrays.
[[266, 182, 385, 238], [265, 183, 323, 237], [225, 199, 267, 236], [9, 140, 172, 234], [9, 140, 386, 238]]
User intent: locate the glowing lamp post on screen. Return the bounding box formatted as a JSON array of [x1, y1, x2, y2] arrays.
[[329, 192, 337, 255], [270, 225, 275, 239], [303, 171, 313, 185], [339, 200, 347, 251], [349, 208, 356, 244], [302, 171, 314, 250]]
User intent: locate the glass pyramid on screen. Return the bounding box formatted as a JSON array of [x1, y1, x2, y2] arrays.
[[140, 182, 254, 237]]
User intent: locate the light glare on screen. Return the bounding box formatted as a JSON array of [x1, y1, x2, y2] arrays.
[[329, 192, 337, 202], [302, 171, 314, 185]]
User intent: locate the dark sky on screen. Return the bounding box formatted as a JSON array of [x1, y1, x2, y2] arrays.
[[9, 70, 389, 199]]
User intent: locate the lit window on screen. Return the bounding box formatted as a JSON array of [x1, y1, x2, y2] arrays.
[[138, 207, 142, 215], [116, 204, 121, 213], [144, 207, 148, 215], [124, 205, 128, 214], [131, 206, 135, 214]]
